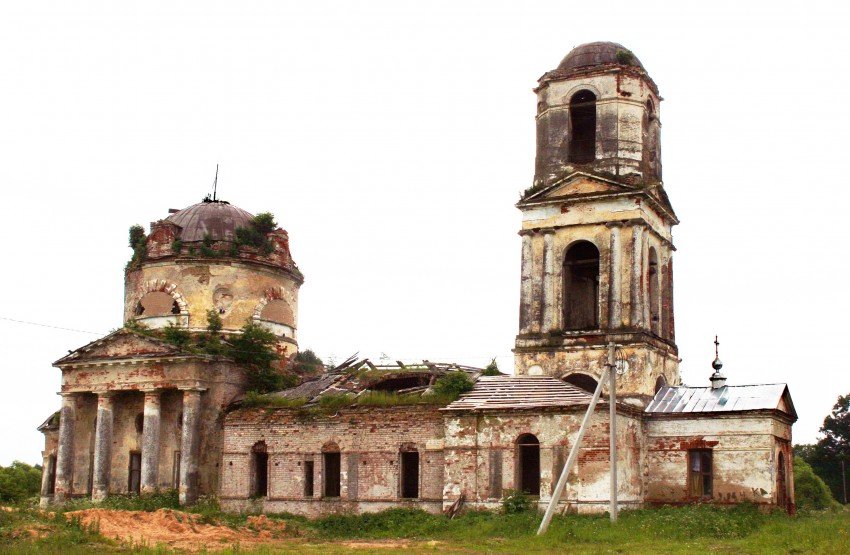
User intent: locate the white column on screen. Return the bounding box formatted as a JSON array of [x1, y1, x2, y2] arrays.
[[140, 390, 162, 494], [519, 231, 533, 334], [53, 393, 77, 504], [179, 388, 203, 505], [608, 224, 623, 328], [91, 392, 115, 501], [541, 230, 556, 333], [629, 225, 644, 328]]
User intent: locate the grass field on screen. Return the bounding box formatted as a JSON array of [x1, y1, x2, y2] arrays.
[[1, 502, 848, 554]]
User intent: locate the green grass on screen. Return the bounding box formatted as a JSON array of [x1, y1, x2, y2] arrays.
[[3, 502, 848, 554]]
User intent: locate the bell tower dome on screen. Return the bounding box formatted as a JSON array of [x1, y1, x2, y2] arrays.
[[515, 43, 679, 397]]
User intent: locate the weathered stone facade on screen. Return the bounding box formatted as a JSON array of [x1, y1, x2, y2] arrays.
[[40, 41, 797, 517]]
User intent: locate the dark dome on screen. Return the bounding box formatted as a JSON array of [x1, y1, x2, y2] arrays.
[[166, 201, 254, 242], [557, 42, 644, 72]]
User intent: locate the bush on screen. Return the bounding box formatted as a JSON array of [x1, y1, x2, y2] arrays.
[[794, 456, 840, 510], [126, 224, 147, 270], [432, 372, 474, 399], [162, 322, 191, 347], [0, 461, 42, 504], [502, 489, 532, 513], [291, 349, 324, 376], [483, 358, 501, 376]]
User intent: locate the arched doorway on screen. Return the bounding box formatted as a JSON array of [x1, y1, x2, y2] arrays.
[[516, 434, 541, 496]]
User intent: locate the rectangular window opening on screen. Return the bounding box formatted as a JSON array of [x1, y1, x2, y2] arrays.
[[688, 449, 712, 497], [128, 451, 142, 495], [323, 452, 341, 498], [252, 452, 269, 498], [173, 451, 181, 489], [400, 451, 420, 499], [304, 460, 315, 498]]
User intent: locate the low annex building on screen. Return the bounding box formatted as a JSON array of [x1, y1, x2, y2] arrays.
[[39, 41, 798, 515]]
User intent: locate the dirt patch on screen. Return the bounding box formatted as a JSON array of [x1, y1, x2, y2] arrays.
[[65, 508, 297, 551]]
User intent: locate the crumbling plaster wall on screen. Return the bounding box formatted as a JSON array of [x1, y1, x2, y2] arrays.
[[515, 345, 680, 396], [124, 261, 299, 342], [220, 406, 446, 516], [443, 408, 645, 513], [644, 414, 794, 507], [515, 190, 678, 396], [57, 358, 246, 499], [535, 70, 661, 185]]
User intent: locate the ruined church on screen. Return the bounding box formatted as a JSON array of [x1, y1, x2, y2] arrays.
[[38, 42, 798, 515]]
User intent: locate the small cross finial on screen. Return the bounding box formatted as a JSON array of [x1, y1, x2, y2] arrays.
[[712, 335, 723, 371]]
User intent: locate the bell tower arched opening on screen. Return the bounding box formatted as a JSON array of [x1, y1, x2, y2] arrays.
[[569, 90, 596, 164], [563, 241, 599, 330]]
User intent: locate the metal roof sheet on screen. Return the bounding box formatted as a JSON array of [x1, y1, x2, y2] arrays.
[[442, 376, 593, 412], [645, 384, 795, 418]]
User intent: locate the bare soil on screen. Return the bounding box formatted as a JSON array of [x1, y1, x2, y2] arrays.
[[65, 508, 300, 551]]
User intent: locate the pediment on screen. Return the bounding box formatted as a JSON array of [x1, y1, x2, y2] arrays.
[[55, 329, 186, 366], [525, 173, 632, 202]]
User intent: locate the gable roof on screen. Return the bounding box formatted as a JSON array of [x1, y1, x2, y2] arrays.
[[645, 384, 797, 420], [519, 171, 678, 224], [442, 376, 593, 412], [53, 328, 196, 366]]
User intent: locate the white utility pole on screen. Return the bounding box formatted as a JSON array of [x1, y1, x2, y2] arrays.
[[538, 340, 620, 535], [608, 341, 618, 522]]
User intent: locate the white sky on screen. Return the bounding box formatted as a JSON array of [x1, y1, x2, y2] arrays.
[[1, 1, 848, 465]]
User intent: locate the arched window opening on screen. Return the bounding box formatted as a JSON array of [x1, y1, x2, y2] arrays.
[[251, 441, 269, 498], [400, 446, 420, 499], [322, 443, 341, 498], [563, 373, 598, 393], [563, 241, 600, 330], [260, 299, 294, 326], [649, 248, 660, 335], [516, 434, 541, 496], [569, 90, 596, 164], [777, 452, 788, 511], [136, 291, 178, 317], [654, 375, 667, 394]]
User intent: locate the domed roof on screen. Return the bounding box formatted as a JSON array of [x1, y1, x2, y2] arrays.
[[166, 200, 254, 242], [557, 42, 644, 73]]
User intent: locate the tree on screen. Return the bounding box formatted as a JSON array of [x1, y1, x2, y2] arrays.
[[795, 393, 850, 504], [0, 461, 42, 504], [821, 394, 850, 461]]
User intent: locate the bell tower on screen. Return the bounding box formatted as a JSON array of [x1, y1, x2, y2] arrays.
[[514, 42, 679, 397]]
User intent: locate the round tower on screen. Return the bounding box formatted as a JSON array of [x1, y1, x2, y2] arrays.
[[124, 199, 303, 354], [533, 41, 662, 187]]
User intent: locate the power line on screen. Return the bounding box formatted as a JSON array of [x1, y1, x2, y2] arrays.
[[0, 316, 102, 336], [0, 315, 513, 363]]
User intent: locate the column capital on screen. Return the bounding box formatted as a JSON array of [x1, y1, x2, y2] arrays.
[[518, 229, 535, 237], [540, 228, 556, 235], [178, 386, 207, 393], [605, 221, 625, 228]]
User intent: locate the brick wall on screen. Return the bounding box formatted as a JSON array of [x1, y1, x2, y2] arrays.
[[220, 405, 445, 516]]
